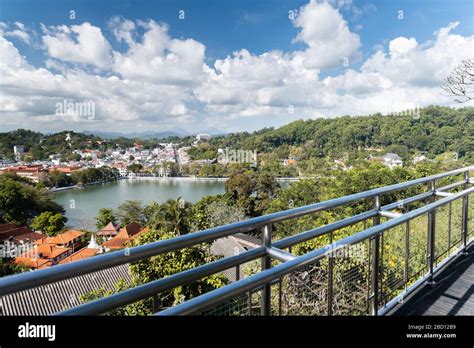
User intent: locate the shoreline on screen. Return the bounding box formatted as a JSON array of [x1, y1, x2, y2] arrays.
[[125, 176, 306, 182], [50, 176, 307, 192]]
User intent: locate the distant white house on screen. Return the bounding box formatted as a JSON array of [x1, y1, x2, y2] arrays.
[[196, 133, 212, 141], [383, 153, 403, 168], [413, 155, 427, 164]]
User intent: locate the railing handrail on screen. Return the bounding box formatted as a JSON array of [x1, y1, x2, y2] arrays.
[[0, 166, 471, 305]]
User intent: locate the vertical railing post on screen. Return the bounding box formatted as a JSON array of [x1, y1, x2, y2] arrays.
[[235, 264, 240, 281], [261, 223, 272, 316], [370, 194, 381, 316], [461, 170, 469, 253], [152, 294, 160, 313], [427, 180, 436, 283], [327, 231, 334, 316], [404, 222, 409, 291]]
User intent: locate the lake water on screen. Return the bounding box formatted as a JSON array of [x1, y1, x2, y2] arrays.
[[53, 178, 295, 230], [53, 179, 226, 230]]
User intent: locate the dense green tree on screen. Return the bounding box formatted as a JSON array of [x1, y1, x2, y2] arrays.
[[128, 229, 227, 313], [0, 173, 64, 225], [127, 163, 143, 173], [144, 198, 192, 235], [70, 167, 119, 186], [115, 200, 144, 226], [0, 258, 30, 277], [225, 171, 256, 216], [96, 208, 117, 229], [225, 171, 280, 216], [43, 170, 73, 188]]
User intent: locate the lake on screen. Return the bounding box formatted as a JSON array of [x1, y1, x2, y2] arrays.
[[53, 178, 226, 230], [53, 178, 293, 230]]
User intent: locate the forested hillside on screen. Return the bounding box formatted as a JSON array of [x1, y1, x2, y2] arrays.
[[206, 106, 473, 162]]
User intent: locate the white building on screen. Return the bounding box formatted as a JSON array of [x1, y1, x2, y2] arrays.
[[413, 155, 427, 164], [196, 133, 212, 141], [383, 153, 403, 169], [118, 167, 128, 177]]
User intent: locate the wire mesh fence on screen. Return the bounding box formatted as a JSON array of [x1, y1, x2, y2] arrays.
[[407, 214, 428, 283], [434, 202, 452, 265], [450, 198, 464, 250], [379, 223, 407, 305], [200, 287, 263, 316], [278, 258, 329, 315], [330, 239, 371, 315], [163, 182, 473, 317]]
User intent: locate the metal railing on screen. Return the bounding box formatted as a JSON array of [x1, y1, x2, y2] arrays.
[[0, 166, 472, 316]]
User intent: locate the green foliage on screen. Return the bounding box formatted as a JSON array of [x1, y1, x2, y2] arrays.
[[144, 197, 192, 235], [43, 170, 73, 188], [79, 278, 143, 316], [0, 173, 64, 225], [70, 167, 119, 186], [224, 170, 280, 217], [129, 229, 227, 313], [81, 229, 228, 315], [0, 258, 30, 276], [127, 163, 143, 173], [187, 143, 217, 160], [115, 200, 144, 226], [0, 130, 104, 160], [30, 211, 67, 236], [202, 106, 473, 165]]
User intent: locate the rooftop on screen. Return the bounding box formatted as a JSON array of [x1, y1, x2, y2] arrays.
[[39, 230, 85, 245], [58, 248, 100, 265]]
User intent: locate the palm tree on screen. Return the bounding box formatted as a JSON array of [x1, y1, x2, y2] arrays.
[[161, 197, 192, 235], [144, 198, 192, 235]]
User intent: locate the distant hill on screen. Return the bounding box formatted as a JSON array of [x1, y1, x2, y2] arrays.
[[1, 106, 471, 163], [82, 130, 187, 140], [83, 128, 227, 139]]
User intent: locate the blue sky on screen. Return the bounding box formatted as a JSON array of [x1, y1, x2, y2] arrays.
[[0, 0, 473, 133]]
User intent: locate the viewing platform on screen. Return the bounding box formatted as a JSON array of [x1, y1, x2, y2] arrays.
[[390, 243, 473, 316]]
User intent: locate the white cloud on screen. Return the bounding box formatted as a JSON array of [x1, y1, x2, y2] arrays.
[[42, 22, 113, 69], [112, 19, 207, 85], [389, 37, 418, 56], [0, 21, 31, 44], [362, 22, 474, 87], [0, 2, 472, 133]]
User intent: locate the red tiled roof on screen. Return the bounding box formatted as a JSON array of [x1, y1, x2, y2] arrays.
[[14, 257, 51, 269], [0, 224, 16, 232], [13, 232, 47, 243], [102, 223, 147, 249], [121, 222, 143, 238], [0, 227, 34, 241], [35, 244, 71, 259], [42, 230, 85, 245], [96, 222, 119, 236]]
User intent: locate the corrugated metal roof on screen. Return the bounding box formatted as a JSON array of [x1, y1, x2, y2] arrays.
[[0, 264, 132, 315]]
